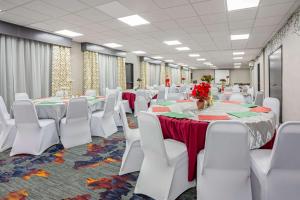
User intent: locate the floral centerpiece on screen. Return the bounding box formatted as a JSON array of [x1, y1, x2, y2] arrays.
[[191, 82, 211, 109], [136, 78, 142, 89], [201, 75, 214, 83], [165, 76, 170, 87], [220, 79, 226, 92]]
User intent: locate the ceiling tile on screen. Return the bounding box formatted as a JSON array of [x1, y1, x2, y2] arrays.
[[76, 8, 112, 22], [200, 13, 228, 25], [228, 8, 257, 22], [257, 2, 294, 18], [254, 16, 283, 27], [165, 4, 198, 19], [43, 0, 89, 12], [118, 0, 160, 13], [193, 0, 226, 15], [96, 1, 134, 18], [24, 1, 68, 18], [153, 0, 189, 9]]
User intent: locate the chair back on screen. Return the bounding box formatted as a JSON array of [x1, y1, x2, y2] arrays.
[[201, 121, 250, 174], [106, 88, 119, 105], [157, 87, 166, 101], [0, 105, 8, 126], [103, 94, 116, 118], [85, 89, 96, 97], [0, 96, 9, 120], [15, 93, 29, 101], [66, 98, 89, 123], [13, 100, 39, 127], [232, 85, 240, 93], [138, 112, 169, 164], [224, 87, 232, 93], [229, 93, 245, 103], [254, 91, 264, 106], [119, 104, 130, 138], [263, 97, 280, 126], [167, 93, 184, 101], [135, 96, 148, 115], [269, 122, 300, 172]]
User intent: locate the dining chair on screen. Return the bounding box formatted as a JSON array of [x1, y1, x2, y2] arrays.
[[119, 104, 143, 175], [135, 112, 195, 200], [15, 93, 29, 100], [232, 85, 240, 93], [197, 121, 252, 200], [0, 96, 10, 120], [60, 98, 92, 149], [229, 93, 246, 103], [0, 103, 16, 152], [166, 93, 185, 101], [134, 96, 148, 116], [263, 97, 280, 128], [85, 89, 97, 97], [250, 122, 300, 200], [151, 87, 166, 105], [10, 100, 59, 156], [254, 92, 264, 106], [91, 94, 118, 138]]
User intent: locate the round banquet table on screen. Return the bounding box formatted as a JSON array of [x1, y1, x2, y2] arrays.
[[12, 96, 105, 130], [149, 101, 276, 181], [122, 89, 158, 110]]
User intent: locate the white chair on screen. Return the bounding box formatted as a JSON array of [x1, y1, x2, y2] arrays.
[[119, 104, 143, 175], [151, 87, 166, 105], [85, 89, 97, 97], [15, 93, 29, 100], [166, 93, 185, 101], [229, 93, 246, 103], [134, 96, 148, 117], [91, 94, 118, 138], [60, 98, 92, 149], [10, 100, 59, 156], [254, 92, 264, 106], [232, 85, 240, 93], [197, 121, 252, 200], [250, 122, 300, 200], [263, 97, 280, 128], [0, 103, 16, 152], [0, 96, 10, 120], [135, 112, 195, 200], [55, 90, 68, 97]]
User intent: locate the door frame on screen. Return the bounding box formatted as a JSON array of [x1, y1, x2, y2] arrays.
[[268, 45, 283, 122]]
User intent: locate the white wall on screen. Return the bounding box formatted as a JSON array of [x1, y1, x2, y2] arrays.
[[192, 69, 215, 83], [230, 69, 251, 84], [125, 53, 140, 87], [70, 41, 83, 95]]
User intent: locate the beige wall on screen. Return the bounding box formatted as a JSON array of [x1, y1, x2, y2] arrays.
[[192, 69, 215, 83], [230, 69, 251, 85], [70, 41, 83, 95]]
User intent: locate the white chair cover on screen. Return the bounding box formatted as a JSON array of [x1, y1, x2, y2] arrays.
[[15, 93, 29, 100], [10, 100, 59, 156], [0, 96, 10, 120], [0, 104, 16, 152], [254, 92, 264, 106], [134, 96, 148, 116], [229, 93, 246, 103], [85, 89, 97, 97], [91, 94, 118, 138], [166, 93, 185, 101], [263, 97, 280, 127], [197, 121, 252, 200], [135, 112, 195, 200], [232, 85, 240, 93], [60, 98, 92, 149], [119, 104, 143, 175], [250, 121, 300, 200], [55, 90, 68, 97]]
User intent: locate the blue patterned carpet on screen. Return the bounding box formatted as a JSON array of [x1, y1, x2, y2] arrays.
[[0, 116, 196, 200]]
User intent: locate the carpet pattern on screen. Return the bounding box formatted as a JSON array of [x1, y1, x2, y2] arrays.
[[0, 115, 196, 200]]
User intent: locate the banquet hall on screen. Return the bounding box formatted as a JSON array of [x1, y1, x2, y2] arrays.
[[0, 0, 300, 199]]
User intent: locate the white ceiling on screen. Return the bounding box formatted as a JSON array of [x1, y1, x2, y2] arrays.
[[0, 0, 299, 69]]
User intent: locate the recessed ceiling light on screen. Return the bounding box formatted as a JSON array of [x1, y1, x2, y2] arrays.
[[165, 59, 174, 62], [163, 40, 182, 45], [118, 15, 150, 26], [152, 56, 163, 59], [233, 57, 243, 60], [234, 62, 242, 65], [234, 66, 241, 68], [189, 54, 200, 57], [233, 52, 245, 55], [182, 64, 188, 67], [103, 43, 123, 48], [204, 62, 213, 66], [227, 0, 260, 11], [176, 47, 190, 51], [211, 66, 217, 68], [55, 30, 83, 37], [132, 50, 146, 54], [197, 58, 206, 61], [231, 34, 249, 40]]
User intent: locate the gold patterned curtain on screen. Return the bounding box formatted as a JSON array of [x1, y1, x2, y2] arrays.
[[83, 51, 99, 95], [117, 57, 126, 90], [51, 46, 72, 96], [160, 62, 166, 85], [140, 61, 147, 88]]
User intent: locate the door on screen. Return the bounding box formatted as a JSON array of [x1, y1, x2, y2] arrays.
[[257, 63, 260, 91], [126, 63, 134, 89], [269, 47, 282, 122]]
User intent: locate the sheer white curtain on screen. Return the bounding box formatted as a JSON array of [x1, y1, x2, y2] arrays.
[[148, 63, 160, 86], [0, 35, 51, 108], [171, 67, 180, 84], [98, 54, 118, 95]]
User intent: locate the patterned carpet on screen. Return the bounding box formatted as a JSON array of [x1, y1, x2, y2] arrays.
[[0, 115, 196, 200]]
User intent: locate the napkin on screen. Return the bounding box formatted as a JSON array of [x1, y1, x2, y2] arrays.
[[152, 107, 171, 113], [160, 112, 193, 119], [227, 111, 259, 118], [198, 115, 231, 121], [250, 106, 272, 113]]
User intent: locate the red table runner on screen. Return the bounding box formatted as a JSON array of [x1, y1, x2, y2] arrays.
[[158, 116, 274, 181], [122, 92, 158, 110]]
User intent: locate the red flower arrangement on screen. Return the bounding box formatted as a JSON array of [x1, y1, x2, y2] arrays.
[[191, 82, 211, 101], [165, 78, 170, 87]]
